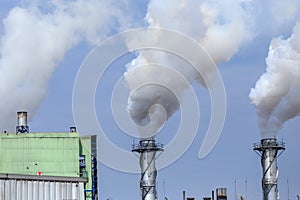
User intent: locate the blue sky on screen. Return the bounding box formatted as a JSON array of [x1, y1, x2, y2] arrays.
[[0, 1, 300, 200]]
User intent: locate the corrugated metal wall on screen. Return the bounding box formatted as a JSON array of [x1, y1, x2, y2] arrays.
[[0, 179, 85, 200]]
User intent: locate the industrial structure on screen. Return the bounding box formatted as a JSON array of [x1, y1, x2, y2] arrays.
[[0, 111, 98, 200], [202, 190, 215, 200], [183, 188, 226, 200], [253, 138, 285, 200], [132, 138, 163, 200], [216, 188, 227, 200]]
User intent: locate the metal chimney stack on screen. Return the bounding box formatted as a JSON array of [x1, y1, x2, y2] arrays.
[[132, 139, 163, 200], [253, 138, 285, 200], [16, 111, 29, 133]]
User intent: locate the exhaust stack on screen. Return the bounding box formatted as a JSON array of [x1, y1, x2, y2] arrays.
[[253, 138, 285, 200], [70, 126, 77, 133], [16, 111, 29, 133], [132, 139, 163, 200]]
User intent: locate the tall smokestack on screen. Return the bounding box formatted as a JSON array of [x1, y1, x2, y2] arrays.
[[132, 139, 163, 200], [253, 138, 285, 200], [16, 111, 29, 133]]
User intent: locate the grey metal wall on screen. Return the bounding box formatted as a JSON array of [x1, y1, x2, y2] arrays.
[[0, 179, 85, 200]]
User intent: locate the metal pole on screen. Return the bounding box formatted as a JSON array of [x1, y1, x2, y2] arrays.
[[235, 180, 237, 200], [287, 179, 290, 200], [245, 178, 248, 200]]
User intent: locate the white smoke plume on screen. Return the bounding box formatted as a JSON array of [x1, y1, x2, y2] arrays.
[[249, 22, 300, 138], [1, 0, 298, 136], [125, 0, 253, 137], [0, 0, 134, 131]]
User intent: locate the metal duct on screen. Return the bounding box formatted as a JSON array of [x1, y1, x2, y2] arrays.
[[253, 138, 285, 200], [16, 111, 29, 133], [132, 139, 163, 200]]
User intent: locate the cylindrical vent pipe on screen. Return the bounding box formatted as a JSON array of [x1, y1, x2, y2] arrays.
[[216, 188, 227, 200], [253, 138, 285, 200], [16, 111, 29, 133], [70, 127, 77, 133], [212, 190, 214, 200], [132, 139, 163, 200], [183, 191, 186, 200]]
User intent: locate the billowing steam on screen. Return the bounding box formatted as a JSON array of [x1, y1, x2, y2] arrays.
[[125, 0, 253, 137], [250, 22, 300, 138], [1, 0, 299, 135], [0, 0, 134, 131]]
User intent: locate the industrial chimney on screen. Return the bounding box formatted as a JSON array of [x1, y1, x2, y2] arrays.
[[253, 138, 285, 200], [16, 111, 29, 133], [132, 139, 163, 200]]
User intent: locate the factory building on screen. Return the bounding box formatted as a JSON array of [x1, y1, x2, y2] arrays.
[[0, 112, 98, 200]]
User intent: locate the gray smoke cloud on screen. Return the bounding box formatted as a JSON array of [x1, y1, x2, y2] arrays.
[[249, 22, 300, 138], [125, 0, 253, 138], [0, 0, 135, 131]]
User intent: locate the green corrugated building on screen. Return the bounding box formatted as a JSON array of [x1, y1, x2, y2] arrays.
[[0, 112, 98, 200]]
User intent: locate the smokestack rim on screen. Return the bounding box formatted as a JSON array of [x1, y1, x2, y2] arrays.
[[17, 111, 27, 114], [253, 138, 285, 151], [132, 139, 164, 153]]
